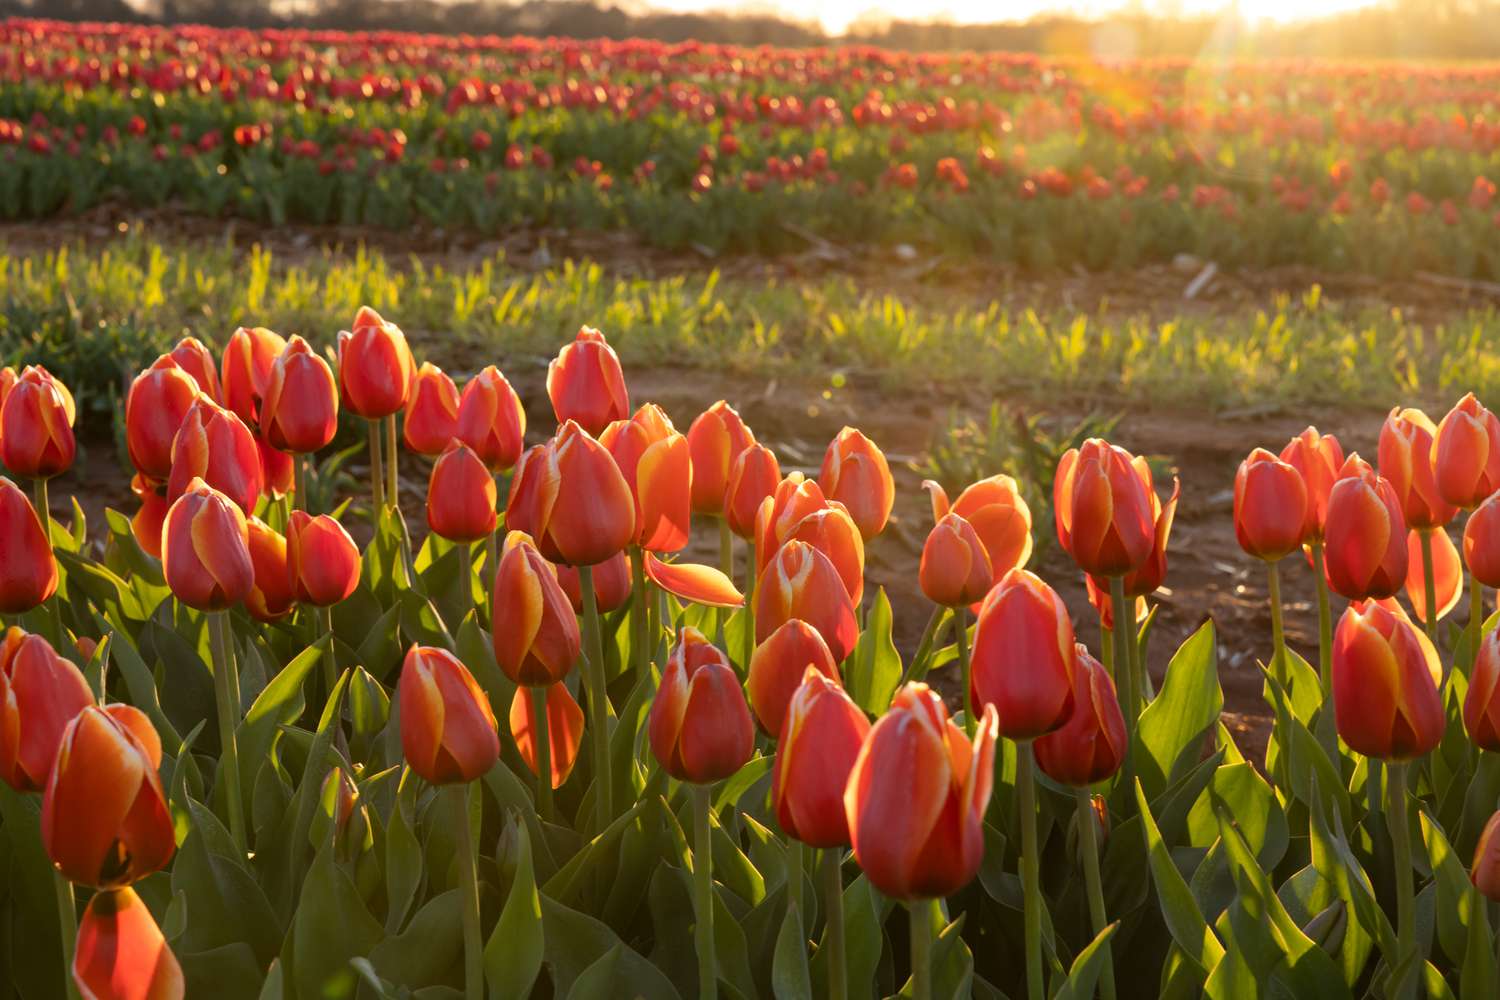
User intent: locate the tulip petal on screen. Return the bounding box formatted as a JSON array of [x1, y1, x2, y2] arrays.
[[644, 552, 744, 608], [74, 887, 184, 1000], [510, 684, 585, 789], [1405, 527, 1462, 623]]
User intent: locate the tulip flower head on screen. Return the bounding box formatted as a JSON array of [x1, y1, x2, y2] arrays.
[[336, 305, 414, 419], [1033, 646, 1127, 786], [455, 365, 526, 471], [919, 513, 992, 608], [1380, 407, 1457, 530], [245, 517, 293, 623], [398, 645, 500, 785], [221, 326, 287, 427], [261, 336, 339, 455], [1474, 811, 1500, 902], [648, 628, 754, 783], [782, 504, 865, 605], [747, 618, 840, 737], [74, 886, 185, 1000], [161, 479, 254, 611], [130, 474, 169, 560], [924, 474, 1033, 584], [1464, 492, 1500, 588], [1433, 393, 1500, 509], [1279, 427, 1345, 543], [0, 629, 93, 792], [754, 540, 859, 662], [546, 326, 629, 436], [970, 568, 1078, 740], [426, 441, 498, 542], [819, 427, 895, 540], [168, 336, 222, 403], [1331, 600, 1443, 760], [688, 401, 757, 516], [1054, 438, 1155, 578], [555, 550, 633, 614], [125, 355, 202, 479], [844, 683, 997, 900], [754, 473, 829, 574], [510, 682, 585, 789], [404, 362, 461, 456], [0, 477, 58, 612], [1324, 456, 1408, 600], [507, 423, 635, 567], [772, 669, 870, 847], [166, 398, 264, 514], [492, 531, 581, 687], [0, 365, 76, 479], [1466, 629, 1500, 751], [258, 435, 294, 500], [600, 403, 693, 553], [286, 510, 361, 607], [725, 443, 781, 539], [1233, 448, 1308, 561]]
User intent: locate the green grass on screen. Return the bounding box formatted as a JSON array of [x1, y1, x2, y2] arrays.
[[2, 233, 1497, 419]]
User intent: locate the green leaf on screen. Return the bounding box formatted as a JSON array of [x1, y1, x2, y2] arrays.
[[844, 587, 901, 716], [170, 799, 282, 966], [772, 903, 813, 1000], [291, 845, 385, 999], [369, 890, 464, 987], [1052, 922, 1120, 1000], [178, 943, 265, 1000], [384, 769, 424, 935], [542, 894, 682, 999], [1135, 622, 1221, 800], [229, 642, 322, 830], [1135, 779, 1224, 981], [486, 818, 545, 1000], [93, 613, 182, 752], [564, 944, 625, 1000]]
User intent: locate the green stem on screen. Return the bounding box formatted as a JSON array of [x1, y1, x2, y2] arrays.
[[692, 783, 718, 1000], [31, 476, 64, 643], [1388, 762, 1415, 993], [904, 605, 948, 684], [1419, 528, 1438, 642], [579, 564, 613, 831], [743, 541, 758, 672], [485, 527, 499, 600], [1018, 740, 1044, 1000], [321, 605, 337, 696], [1075, 788, 1116, 1000], [1268, 559, 1287, 690], [631, 548, 648, 677], [955, 608, 974, 736], [1124, 583, 1148, 703], [718, 517, 733, 648], [209, 611, 247, 855], [368, 418, 385, 515], [530, 685, 553, 821], [450, 783, 483, 1000], [823, 849, 847, 1000], [1109, 577, 1136, 737], [53, 870, 78, 1000], [295, 454, 308, 513], [384, 413, 399, 508], [908, 899, 934, 1000], [1312, 542, 1333, 693], [1472, 567, 1485, 674]]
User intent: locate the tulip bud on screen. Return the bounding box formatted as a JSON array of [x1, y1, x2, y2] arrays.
[[772, 669, 870, 847], [492, 531, 581, 686], [126, 356, 201, 479], [398, 645, 500, 785], [161, 479, 253, 611], [0, 365, 76, 479], [600, 404, 692, 553], [42, 705, 175, 888], [546, 325, 629, 436], [0, 630, 93, 792], [336, 306, 414, 419], [1434, 393, 1500, 509], [166, 398, 264, 514], [221, 326, 286, 426], [688, 401, 756, 515], [168, 336, 222, 404], [261, 336, 338, 455], [648, 629, 754, 783], [1380, 407, 1457, 529], [1280, 427, 1345, 542], [844, 684, 997, 900], [258, 434, 294, 500], [535, 422, 636, 567], [747, 619, 840, 737], [1033, 646, 1127, 785], [754, 473, 828, 574], [1473, 811, 1500, 902], [783, 504, 865, 605], [1466, 492, 1500, 587], [0, 477, 59, 612], [1405, 527, 1461, 623], [1234, 448, 1309, 561], [920, 513, 992, 608], [74, 887, 184, 1000], [245, 517, 293, 622], [286, 511, 361, 607], [924, 474, 1033, 583], [130, 474, 169, 559], [819, 427, 895, 540], [725, 443, 781, 539], [555, 551, 632, 614], [970, 569, 1077, 740], [1465, 629, 1500, 751], [754, 540, 859, 662], [1331, 600, 1443, 759], [510, 682, 585, 789], [455, 365, 526, 471], [1324, 456, 1408, 600], [404, 362, 460, 456], [1054, 438, 1155, 577], [313, 767, 372, 859], [427, 441, 497, 542]]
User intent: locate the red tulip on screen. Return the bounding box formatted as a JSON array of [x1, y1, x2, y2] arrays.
[[1465, 629, 1500, 751], [261, 336, 338, 455], [546, 325, 629, 436], [286, 511, 361, 607], [687, 401, 756, 515], [166, 398, 263, 514], [1234, 448, 1308, 561], [258, 435, 294, 500], [168, 336, 221, 404], [772, 669, 870, 847], [244, 517, 293, 623], [0, 629, 93, 792], [1280, 427, 1345, 542], [1121, 464, 1179, 598], [492, 531, 581, 686], [336, 306, 414, 419], [125, 356, 201, 479], [924, 474, 1033, 583], [1054, 438, 1155, 577], [427, 441, 497, 542], [782, 504, 865, 605], [1405, 527, 1461, 623], [600, 403, 692, 553], [507, 423, 635, 567], [0, 365, 76, 479], [725, 443, 781, 539], [970, 568, 1078, 740], [1033, 646, 1127, 786], [220, 326, 286, 426], [920, 513, 992, 608], [510, 682, 585, 789], [455, 365, 526, 471], [819, 427, 895, 540], [754, 540, 859, 662], [1474, 812, 1500, 902], [844, 683, 997, 900], [1380, 407, 1457, 530], [648, 628, 754, 783], [73, 887, 184, 1000], [1331, 600, 1443, 759], [754, 473, 828, 574], [398, 645, 500, 785], [130, 474, 168, 560], [747, 618, 840, 737], [404, 362, 460, 456], [1465, 492, 1500, 587], [643, 553, 744, 608], [161, 479, 253, 611], [555, 551, 632, 614], [42, 705, 175, 888], [1434, 393, 1500, 509], [0, 477, 58, 613], [1324, 456, 1408, 600]]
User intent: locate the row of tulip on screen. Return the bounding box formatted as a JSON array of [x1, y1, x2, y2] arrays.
[[7, 301, 1500, 998]]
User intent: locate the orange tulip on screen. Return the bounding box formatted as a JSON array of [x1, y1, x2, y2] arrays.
[[688, 401, 756, 515], [261, 336, 338, 455], [754, 540, 859, 662], [0, 366, 14, 411], [555, 551, 632, 614], [546, 325, 629, 436], [220, 326, 286, 427], [1331, 600, 1443, 759], [1465, 492, 1500, 588], [782, 504, 865, 605], [920, 513, 992, 608], [0, 477, 58, 613], [747, 618, 840, 737], [168, 336, 222, 404], [1280, 427, 1345, 542], [1380, 407, 1457, 530], [1405, 528, 1462, 623], [336, 306, 414, 419], [130, 474, 168, 560], [1465, 629, 1500, 751], [492, 531, 580, 687], [1473, 811, 1500, 902], [125, 356, 202, 479], [0, 365, 76, 479], [0, 629, 93, 792], [643, 553, 744, 608], [42, 705, 174, 888], [1324, 456, 1408, 600], [772, 669, 870, 847], [258, 435, 294, 500], [426, 441, 497, 542], [1033, 646, 1127, 786], [754, 473, 828, 574], [73, 887, 184, 1000], [924, 475, 1033, 583], [1082, 573, 1146, 633], [725, 443, 781, 539], [404, 362, 460, 456], [819, 427, 895, 540], [398, 645, 500, 785], [286, 510, 361, 607], [1434, 393, 1500, 509], [844, 683, 997, 900], [648, 628, 754, 783], [166, 398, 263, 514], [160, 479, 254, 611], [1122, 466, 1180, 598], [1054, 438, 1155, 578], [970, 568, 1077, 740], [455, 365, 526, 472], [507, 422, 635, 567], [600, 403, 692, 552], [1234, 448, 1309, 561], [244, 517, 293, 623], [509, 682, 585, 789]]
